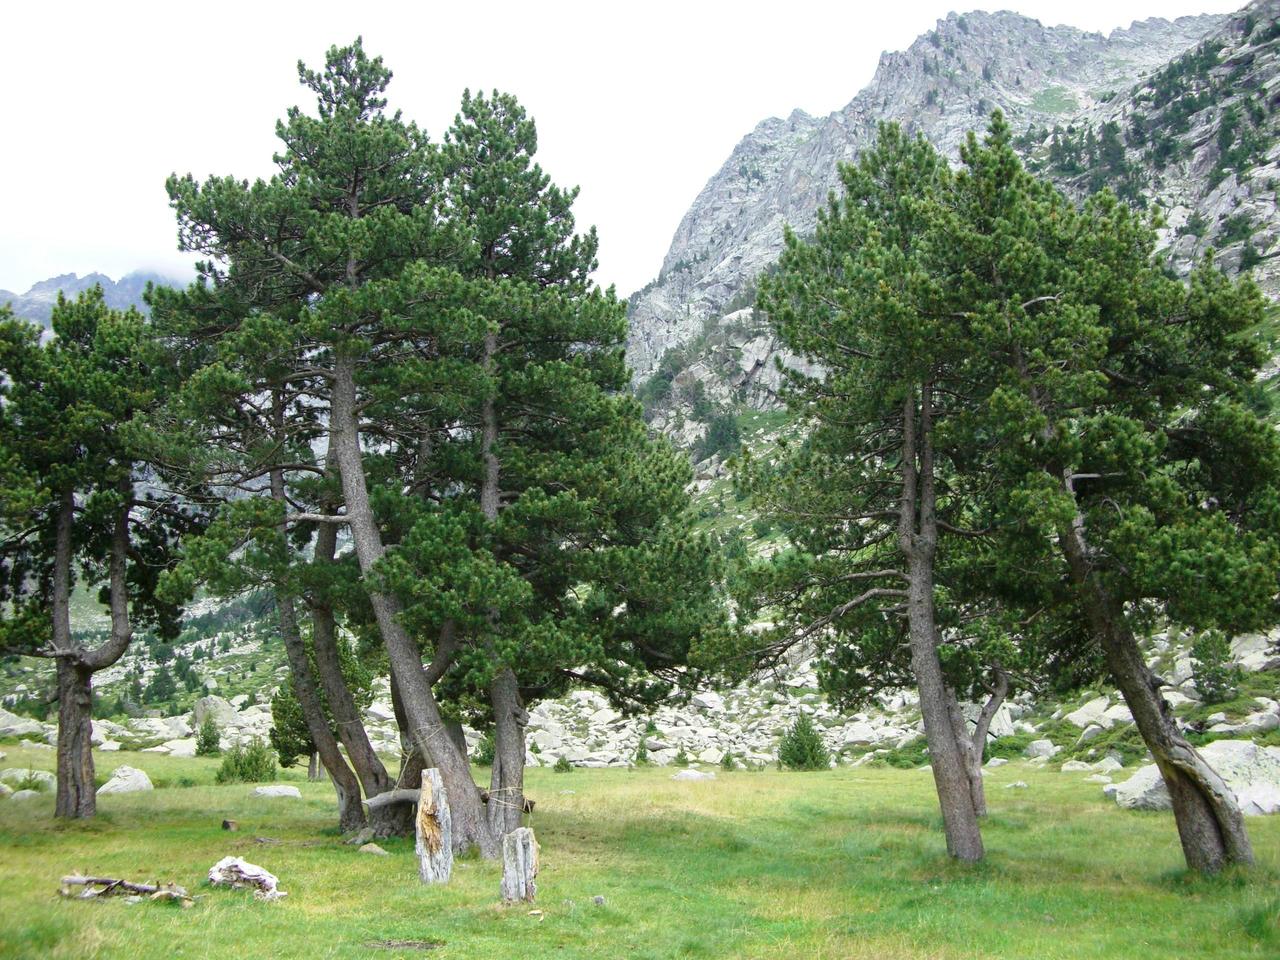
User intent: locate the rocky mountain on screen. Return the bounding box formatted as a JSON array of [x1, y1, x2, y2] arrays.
[[627, 2, 1280, 435], [0, 270, 181, 327]]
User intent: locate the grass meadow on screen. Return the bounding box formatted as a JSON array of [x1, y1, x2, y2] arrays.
[[1, 743, 1278, 959]]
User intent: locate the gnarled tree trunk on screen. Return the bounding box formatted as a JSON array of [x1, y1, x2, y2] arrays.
[[944, 686, 986, 819], [1057, 491, 1253, 873], [309, 507, 404, 835], [52, 487, 134, 820], [329, 352, 496, 857], [487, 666, 528, 836]]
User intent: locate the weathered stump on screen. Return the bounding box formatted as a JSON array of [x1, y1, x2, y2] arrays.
[[416, 768, 453, 884], [500, 827, 539, 903]]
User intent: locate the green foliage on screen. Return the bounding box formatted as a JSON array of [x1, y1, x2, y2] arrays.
[[870, 737, 930, 769], [720, 751, 736, 772], [673, 746, 690, 767], [195, 717, 220, 757], [553, 755, 573, 773], [1191, 631, 1243, 705], [268, 682, 312, 768], [634, 736, 649, 766], [694, 413, 742, 462], [214, 737, 277, 784], [778, 714, 829, 771]]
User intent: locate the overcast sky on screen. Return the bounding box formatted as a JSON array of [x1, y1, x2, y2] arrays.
[[0, 0, 1245, 296]]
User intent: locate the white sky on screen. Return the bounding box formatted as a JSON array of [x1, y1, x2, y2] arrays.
[[0, 0, 1245, 296]]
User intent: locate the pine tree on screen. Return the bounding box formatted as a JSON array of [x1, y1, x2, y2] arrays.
[[0, 291, 197, 819]]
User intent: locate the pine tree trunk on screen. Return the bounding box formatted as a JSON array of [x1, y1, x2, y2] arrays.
[[309, 505, 403, 834], [54, 658, 96, 819], [330, 353, 496, 858], [276, 590, 366, 833], [945, 686, 987, 819], [488, 667, 527, 836], [308, 752, 320, 781], [1057, 493, 1253, 873], [899, 387, 985, 862]]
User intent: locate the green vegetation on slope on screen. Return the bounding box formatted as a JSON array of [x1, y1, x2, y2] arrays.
[[1, 744, 1278, 959]]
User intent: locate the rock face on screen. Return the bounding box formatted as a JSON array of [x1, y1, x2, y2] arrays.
[[1109, 740, 1280, 814], [625, 9, 1230, 384], [193, 696, 240, 729], [0, 271, 178, 328], [97, 765, 154, 795]]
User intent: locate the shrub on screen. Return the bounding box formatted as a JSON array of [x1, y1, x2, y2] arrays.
[[215, 737, 277, 784], [195, 717, 221, 757], [473, 731, 495, 766], [1191, 631, 1242, 705], [720, 751, 736, 772], [673, 746, 690, 767], [553, 756, 573, 773], [778, 714, 829, 771], [634, 736, 649, 766]]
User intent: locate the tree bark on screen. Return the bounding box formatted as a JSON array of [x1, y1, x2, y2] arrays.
[[329, 351, 496, 857], [487, 666, 528, 836], [945, 686, 987, 819], [416, 769, 454, 884], [308, 752, 320, 782], [899, 387, 985, 861], [500, 827, 539, 903], [275, 593, 365, 832], [269, 461, 365, 834], [1056, 485, 1253, 873], [307, 502, 404, 835], [54, 658, 96, 818], [53, 487, 135, 820]]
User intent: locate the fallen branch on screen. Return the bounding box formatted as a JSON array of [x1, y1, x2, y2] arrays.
[[60, 874, 192, 907]]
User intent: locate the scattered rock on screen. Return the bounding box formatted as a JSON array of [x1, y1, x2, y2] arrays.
[[346, 827, 376, 846], [671, 769, 715, 781], [1004, 781, 1029, 789], [592, 895, 606, 906], [0, 707, 44, 739], [98, 765, 154, 795], [1060, 760, 1092, 772], [251, 785, 302, 799], [162, 738, 197, 758], [359, 843, 389, 856], [11, 789, 41, 801], [193, 696, 240, 729], [1109, 740, 1280, 815], [99, 741, 122, 752], [1065, 697, 1109, 729], [0, 783, 12, 799], [1024, 739, 1061, 760], [984, 757, 1009, 768]]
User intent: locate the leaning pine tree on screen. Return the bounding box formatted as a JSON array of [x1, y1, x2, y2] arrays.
[[948, 114, 1280, 873]]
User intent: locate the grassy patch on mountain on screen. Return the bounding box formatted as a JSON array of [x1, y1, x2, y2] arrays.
[[2, 743, 1278, 960]]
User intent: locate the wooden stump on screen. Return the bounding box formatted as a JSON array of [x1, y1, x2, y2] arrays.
[[500, 827, 539, 903], [415, 768, 453, 884]]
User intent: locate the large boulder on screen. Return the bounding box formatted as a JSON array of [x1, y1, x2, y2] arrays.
[[1024, 739, 1061, 760], [1065, 696, 1110, 729], [0, 708, 44, 739], [251, 785, 302, 798], [1109, 740, 1280, 815], [163, 738, 198, 758], [97, 765, 154, 795], [193, 696, 240, 729]]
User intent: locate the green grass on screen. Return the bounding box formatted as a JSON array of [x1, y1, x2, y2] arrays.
[[1031, 86, 1080, 115], [2, 743, 1279, 959]]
